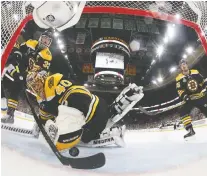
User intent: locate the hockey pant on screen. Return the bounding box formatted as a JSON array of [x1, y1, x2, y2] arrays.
[[81, 96, 111, 143], [180, 94, 207, 130], [2, 75, 24, 113]]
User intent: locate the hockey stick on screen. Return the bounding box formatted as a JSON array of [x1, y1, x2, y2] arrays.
[[137, 106, 164, 116], [25, 90, 105, 169]]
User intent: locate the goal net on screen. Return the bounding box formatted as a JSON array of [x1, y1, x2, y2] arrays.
[[1, 1, 207, 72]]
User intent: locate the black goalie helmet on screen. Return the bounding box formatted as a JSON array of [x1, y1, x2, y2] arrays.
[[38, 28, 53, 49]]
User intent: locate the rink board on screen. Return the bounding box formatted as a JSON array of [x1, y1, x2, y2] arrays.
[[1, 110, 207, 136]]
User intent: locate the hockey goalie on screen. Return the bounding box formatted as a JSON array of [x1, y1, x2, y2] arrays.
[[26, 68, 144, 150]]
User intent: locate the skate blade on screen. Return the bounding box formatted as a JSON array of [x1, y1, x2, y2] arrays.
[[184, 135, 196, 141]]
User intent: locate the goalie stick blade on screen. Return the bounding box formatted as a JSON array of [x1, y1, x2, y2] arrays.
[[64, 152, 105, 169], [25, 90, 106, 169]]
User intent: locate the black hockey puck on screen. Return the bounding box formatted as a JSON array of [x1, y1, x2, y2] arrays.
[[69, 147, 79, 157]]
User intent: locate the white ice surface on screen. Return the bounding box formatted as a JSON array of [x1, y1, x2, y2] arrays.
[[1, 126, 207, 176]]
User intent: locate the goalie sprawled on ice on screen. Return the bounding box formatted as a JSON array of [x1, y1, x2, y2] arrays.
[[25, 68, 144, 150]]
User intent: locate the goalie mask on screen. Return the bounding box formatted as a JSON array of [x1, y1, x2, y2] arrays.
[[38, 29, 53, 49], [26, 70, 48, 100]]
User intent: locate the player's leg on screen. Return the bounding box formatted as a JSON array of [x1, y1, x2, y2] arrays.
[[180, 101, 195, 138], [1, 77, 22, 124], [1, 81, 8, 114], [81, 97, 125, 147], [81, 96, 111, 143], [107, 83, 144, 128]]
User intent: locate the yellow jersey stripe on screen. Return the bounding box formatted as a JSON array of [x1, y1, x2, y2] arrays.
[[181, 116, 191, 121], [59, 87, 92, 104], [39, 115, 54, 120], [8, 99, 18, 104], [56, 136, 81, 151], [10, 69, 16, 77], [8, 104, 17, 109]]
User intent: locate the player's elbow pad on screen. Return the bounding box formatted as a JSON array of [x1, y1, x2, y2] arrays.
[[11, 51, 22, 64]]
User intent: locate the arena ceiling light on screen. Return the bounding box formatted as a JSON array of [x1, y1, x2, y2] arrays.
[[163, 36, 168, 44], [152, 80, 157, 85], [129, 39, 141, 52], [167, 25, 175, 39], [157, 76, 163, 83], [59, 44, 65, 49], [84, 83, 88, 87], [156, 45, 164, 57], [54, 32, 59, 37], [151, 59, 156, 65], [170, 66, 177, 73], [183, 54, 187, 59], [64, 55, 68, 58], [57, 39, 62, 44], [186, 46, 193, 54]]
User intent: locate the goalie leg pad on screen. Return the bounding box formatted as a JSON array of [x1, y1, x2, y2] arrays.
[[109, 83, 144, 122], [78, 135, 125, 148]]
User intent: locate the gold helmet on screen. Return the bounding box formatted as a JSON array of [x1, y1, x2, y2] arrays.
[[26, 69, 48, 100]]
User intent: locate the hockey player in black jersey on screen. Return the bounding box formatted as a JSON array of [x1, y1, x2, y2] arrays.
[[25, 68, 144, 149], [1, 29, 53, 124], [176, 59, 207, 139]]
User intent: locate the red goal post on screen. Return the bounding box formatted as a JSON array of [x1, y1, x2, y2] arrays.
[[1, 3, 207, 73]]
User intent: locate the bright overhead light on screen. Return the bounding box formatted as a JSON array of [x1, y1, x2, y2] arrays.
[[183, 54, 187, 59], [163, 36, 168, 43], [175, 14, 181, 19], [152, 80, 157, 85], [170, 66, 177, 73], [59, 44, 65, 49], [157, 45, 164, 56], [167, 25, 175, 39], [57, 39, 62, 44], [151, 59, 156, 65], [157, 76, 163, 83], [186, 46, 193, 54], [84, 83, 88, 87], [54, 32, 59, 37], [64, 55, 68, 58], [129, 40, 141, 52], [92, 84, 96, 87], [13, 14, 19, 21], [114, 86, 118, 90]]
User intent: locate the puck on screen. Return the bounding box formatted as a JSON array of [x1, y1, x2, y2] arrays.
[[69, 147, 79, 157]]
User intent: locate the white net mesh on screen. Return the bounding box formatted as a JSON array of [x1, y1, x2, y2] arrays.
[[1, 1, 207, 54]]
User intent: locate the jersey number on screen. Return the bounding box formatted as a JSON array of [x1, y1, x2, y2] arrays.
[[56, 80, 72, 95], [43, 61, 51, 70]]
